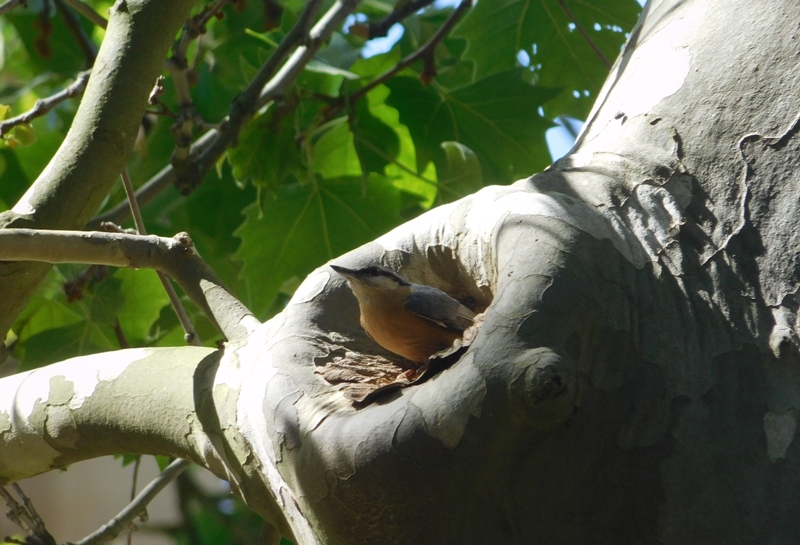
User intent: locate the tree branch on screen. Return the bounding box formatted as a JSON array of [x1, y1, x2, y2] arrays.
[[92, 0, 360, 225], [62, 0, 107, 28], [0, 348, 222, 485], [75, 459, 191, 545], [174, 0, 357, 194], [365, 0, 434, 38], [350, 0, 472, 101], [117, 167, 202, 345], [167, 0, 232, 167], [306, 0, 472, 135], [0, 0, 26, 17], [0, 71, 91, 138], [0, 484, 55, 545], [0, 228, 258, 340]]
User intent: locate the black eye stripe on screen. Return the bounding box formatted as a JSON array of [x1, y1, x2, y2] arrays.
[[359, 266, 410, 286]]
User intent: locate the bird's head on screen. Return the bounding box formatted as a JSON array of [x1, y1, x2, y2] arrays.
[[330, 264, 410, 293]]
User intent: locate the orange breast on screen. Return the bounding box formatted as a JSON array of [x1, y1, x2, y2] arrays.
[[360, 304, 460, 364]]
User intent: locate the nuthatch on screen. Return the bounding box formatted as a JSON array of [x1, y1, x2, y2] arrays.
[[330, 264, 476, 365]]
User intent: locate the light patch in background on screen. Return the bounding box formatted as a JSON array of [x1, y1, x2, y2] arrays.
[[546, 117, 584, 161], [362, 22, 405, 57]]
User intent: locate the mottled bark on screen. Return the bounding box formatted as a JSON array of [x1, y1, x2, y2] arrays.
[[3, 1, 800, 544]]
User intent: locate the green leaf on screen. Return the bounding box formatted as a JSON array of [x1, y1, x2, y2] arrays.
[[437, 141, 483, 204], [349, 48, 401, 80], [11, 266, 169, 367], [315, 32, 363, 69], [10, 123, 37, 146], [385, 69, 557, 183], [5, 10, 96, 74], [114, 268, 171, 344], [117, 453, 140, 467], [155, 455, 171, 471], [158, 162, 256, 296], [0, 150, 30, 212], [453, 0, 640, 118], [7, 116, 70, 183], [228, 106, 304, 190], [88, 277, 125, 327], [310, 119, 362, 178], [235, 176, 403, 316], [244, 27, 281, 47], [350, 96, 401, 175], [18, 322, 117, 371]]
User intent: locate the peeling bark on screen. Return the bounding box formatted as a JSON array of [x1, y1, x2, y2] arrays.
[[4, 0, 800, 544]]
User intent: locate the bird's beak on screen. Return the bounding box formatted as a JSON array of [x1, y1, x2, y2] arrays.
[[330, 264, 357, 278]]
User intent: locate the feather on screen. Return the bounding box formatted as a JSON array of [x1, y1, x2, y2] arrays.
[[404, 284, 476, 332]]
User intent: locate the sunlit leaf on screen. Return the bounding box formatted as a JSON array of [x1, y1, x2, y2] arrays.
[[10, 123, 37, 146], [310, 119, 362, 178], [115, 268, 171, 344], [350, 97, 400, 174]]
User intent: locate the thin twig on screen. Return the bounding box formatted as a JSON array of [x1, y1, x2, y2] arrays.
[[88, 131, 217, 228], [1, 484, 56, 545], [556, 0, 611, 68], [74, 459, 192, 545], [127, 456, 142, 545], [0, 70, 91, 137], [0, 0, 26, 17], [167, 0, 232, 165], [0, 487, 33, 530], [365, 0, 435, 38], [353, 0, 472, 101], [62, 0, 107, 28], [120, 169, 147, 234], [174, 0, 343, 194], [120, 168, 202, 346], [312, 0, 472, 132], [172, 0, 231, 57]]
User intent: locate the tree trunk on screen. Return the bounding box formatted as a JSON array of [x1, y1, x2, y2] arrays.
[[258, 0, 800, 542], [4, 1, 800, 544]]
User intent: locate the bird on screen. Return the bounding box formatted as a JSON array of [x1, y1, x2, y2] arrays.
[[330, 264, 476, 365]]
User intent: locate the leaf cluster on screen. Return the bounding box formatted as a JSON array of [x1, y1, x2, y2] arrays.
[[0, 0, 639, 365]]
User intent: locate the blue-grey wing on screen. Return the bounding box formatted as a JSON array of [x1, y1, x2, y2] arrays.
[[405, 284, 476, 332]]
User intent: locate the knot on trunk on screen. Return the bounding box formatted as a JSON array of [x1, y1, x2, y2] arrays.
[[510, 347, 577, 430]]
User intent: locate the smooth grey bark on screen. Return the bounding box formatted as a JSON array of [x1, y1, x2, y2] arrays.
[[243, 0, 800, 543], [4, 0, 800, 544]]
